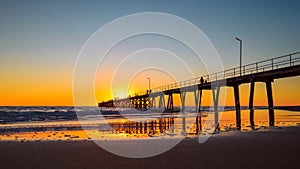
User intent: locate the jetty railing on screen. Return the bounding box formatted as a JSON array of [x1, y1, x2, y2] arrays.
[[129, 52, 300, 96]]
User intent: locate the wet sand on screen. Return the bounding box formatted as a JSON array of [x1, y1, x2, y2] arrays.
[[0, 127, 300, 169]]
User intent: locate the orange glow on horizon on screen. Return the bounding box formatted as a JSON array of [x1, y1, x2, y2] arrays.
[[1, 68, 300, 106]]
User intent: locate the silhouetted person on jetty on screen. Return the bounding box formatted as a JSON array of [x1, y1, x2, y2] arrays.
[[200, 77, 204, 84]]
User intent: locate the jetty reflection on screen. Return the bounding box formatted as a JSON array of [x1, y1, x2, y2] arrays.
[[105, 114, 204, 138], [109, 117, 176, 136]]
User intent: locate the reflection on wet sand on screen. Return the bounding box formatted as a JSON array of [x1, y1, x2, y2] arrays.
[[1, 109, 300, 142], [106, 111, 224, 139], [109, 117, 176, 137]]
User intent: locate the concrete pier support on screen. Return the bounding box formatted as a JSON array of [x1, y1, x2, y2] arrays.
[[158, 94, 165, 109], [166, 94, 174, 110], [195, 89, 203, 133], [150, 96, 155, 109], [180, 91, 187, 135], [234, 85, 241, 130], [180, 91, 186, 113], [199, 89, 203, 131], [249, 81, 255, 127], [265, 81, 275, 126], [193, 90, 200, 112], [212, 87, 220, 131]]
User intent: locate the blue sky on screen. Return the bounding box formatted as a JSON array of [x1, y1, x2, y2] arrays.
[[1, 0, 299, 69], [1, 0, 300, 105]]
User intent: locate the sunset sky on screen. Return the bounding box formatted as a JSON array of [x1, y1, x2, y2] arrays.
[[1, 0, 300, 106]]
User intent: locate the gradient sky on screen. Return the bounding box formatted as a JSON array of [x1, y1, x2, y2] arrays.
[[1, 0, 300, 106]]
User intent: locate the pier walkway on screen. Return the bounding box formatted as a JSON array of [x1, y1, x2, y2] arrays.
[[99, 52, 300, 130]]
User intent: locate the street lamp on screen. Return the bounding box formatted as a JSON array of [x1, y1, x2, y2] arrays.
[[147, 77, 150, 93], [235, 37, 242, 76]]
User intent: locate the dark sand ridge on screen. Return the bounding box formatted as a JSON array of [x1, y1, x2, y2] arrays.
[[0, 127, 300, 169], [274, 106, 300, 112]]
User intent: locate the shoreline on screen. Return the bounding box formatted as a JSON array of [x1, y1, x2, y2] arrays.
[[0, 123, 290, 142]]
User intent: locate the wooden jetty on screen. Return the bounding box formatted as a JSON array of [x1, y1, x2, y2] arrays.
[[99, 52, 300, 130]]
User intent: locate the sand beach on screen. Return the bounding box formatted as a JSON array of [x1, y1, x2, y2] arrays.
[[1, 126, 300, 169]]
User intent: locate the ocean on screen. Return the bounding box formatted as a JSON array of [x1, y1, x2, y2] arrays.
[[0, 106, 300, 141]]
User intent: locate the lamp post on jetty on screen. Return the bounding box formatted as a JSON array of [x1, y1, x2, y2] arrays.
[[235, 37, 242, 76], [147, 77, 151, 93]]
